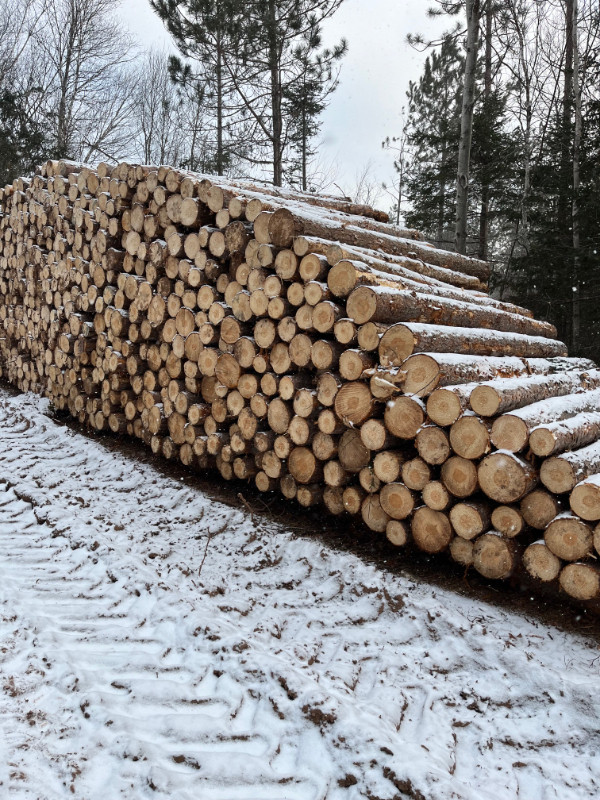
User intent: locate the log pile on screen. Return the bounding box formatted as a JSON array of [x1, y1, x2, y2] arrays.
[[2, 159, 600, 606]]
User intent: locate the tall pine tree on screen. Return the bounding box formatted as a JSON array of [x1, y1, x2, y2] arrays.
[[404, 36, 464, 248]]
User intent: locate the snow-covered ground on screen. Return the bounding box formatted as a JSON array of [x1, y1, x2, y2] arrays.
[[0, 386, 599, 800]]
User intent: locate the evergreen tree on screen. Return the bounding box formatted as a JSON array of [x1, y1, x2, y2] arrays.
[[150, 0, 248, 176], [151, 0, 347, 186], [0, 89, 48, 185], [404, 36, 464, 248], [284, 25, 347, 190]]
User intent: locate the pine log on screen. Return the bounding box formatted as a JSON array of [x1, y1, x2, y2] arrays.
[[415, 425, 451, 465], [523, 541, 562, 583], [478, 452, 538, 503], [449, 500, 491, 540], [411, 507, 453, 553], [325, 241, 485, 292], [386, 520, 409, 547], [441, 456, 479, 498], [359, 466, 381, 494], [343, 486, 366, 515], [449, 414, 491, 460], [334, 381, 374, 426], [570, 475, 600, 521], [473, 533, 520, 580], [338, 429, 370, 472], [491, 388, 600, 452], [346, 285, 556, 338], [529, 412, 600, 458], [449, 537, 475, 566], [274, 207, 491, 280], [401, 354, 583, 399], [426, 385, 474, 427], [490, 505, 526, 538], [545, 514, 594, 561], [378, 322, 567, 368], [540, 440, 600, 494], [520, 490, 564, 530], [361, 494, 390, 533], [360, 419, 398, 452], [384, 396, 425, 439], [401, 457, 432, 491], [470, 367, 600, 417], [559, 563, 600, 600], [422, 480, 452, 511], [323, 486, 345, 515], [379, 482, 415, 520], [373, 450, 406, 484]]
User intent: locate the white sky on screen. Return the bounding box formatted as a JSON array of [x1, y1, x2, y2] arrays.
[[116, 0, 447, 198]]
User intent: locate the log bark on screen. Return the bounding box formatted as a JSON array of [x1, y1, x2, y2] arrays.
[[491, 388, 600, 452], [541, 440, 600, 494], [378, 322, 566, 368], [346, 285, 556, 338]]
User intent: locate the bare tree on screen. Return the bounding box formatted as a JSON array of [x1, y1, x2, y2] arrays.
[[34, 0, 136, 160], [0, 0, 46, 85], [132, 50, 188, 167]]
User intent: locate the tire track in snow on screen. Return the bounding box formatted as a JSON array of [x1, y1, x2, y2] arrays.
[[0, 389, 599, 800]]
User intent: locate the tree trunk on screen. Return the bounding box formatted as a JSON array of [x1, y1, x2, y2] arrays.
[[478, 0, 493, 261], [455, 0, 481, 255], [572, 0, 582, 351], [268, 0, 283, 186], [216, 35, 224, 176]]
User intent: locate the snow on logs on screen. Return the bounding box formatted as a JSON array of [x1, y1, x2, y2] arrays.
[[2, 160, 600, 607]]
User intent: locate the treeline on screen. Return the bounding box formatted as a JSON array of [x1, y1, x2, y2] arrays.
[[0, 0, 346, 190], [395, 0, 600, 360]]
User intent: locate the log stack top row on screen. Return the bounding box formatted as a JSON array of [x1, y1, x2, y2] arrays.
[[2, 158, 600, 609]]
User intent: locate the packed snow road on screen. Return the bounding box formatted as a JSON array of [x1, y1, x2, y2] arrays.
[[0, 386, 599, 800]]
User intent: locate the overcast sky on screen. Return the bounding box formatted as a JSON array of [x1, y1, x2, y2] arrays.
[[117, 0, 447, 199]]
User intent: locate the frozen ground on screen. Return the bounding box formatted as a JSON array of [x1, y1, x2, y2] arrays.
[[0, 386, 599, 800]]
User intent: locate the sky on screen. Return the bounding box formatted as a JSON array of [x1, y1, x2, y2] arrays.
[[117, 0, 448, 202]]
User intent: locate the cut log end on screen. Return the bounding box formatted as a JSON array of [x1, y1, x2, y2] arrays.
[[478, 452, 538, 504], [559, 563, 600, 600], [473, 534, 519, 580], [411, 507, 452, 553]]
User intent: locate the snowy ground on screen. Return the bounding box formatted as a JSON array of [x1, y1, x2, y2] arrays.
[[0, 386, 599, 800]]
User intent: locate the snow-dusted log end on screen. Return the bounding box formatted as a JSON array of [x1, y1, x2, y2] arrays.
[[1, 159, 600, 608]]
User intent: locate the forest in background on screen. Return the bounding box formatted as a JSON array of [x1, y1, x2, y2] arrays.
[[393, 0, 600, 360], [1, 0, 599, 359]]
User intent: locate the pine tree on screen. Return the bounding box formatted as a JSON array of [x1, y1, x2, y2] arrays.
[[150, 0, 247, 176], [284, 26, 347, 190], [0, 89, 48, 185], [404, 36, 464, 248], [151, 0, 347, 186]]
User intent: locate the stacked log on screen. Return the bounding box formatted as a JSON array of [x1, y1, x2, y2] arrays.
[[2, 160, 600, 607]]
